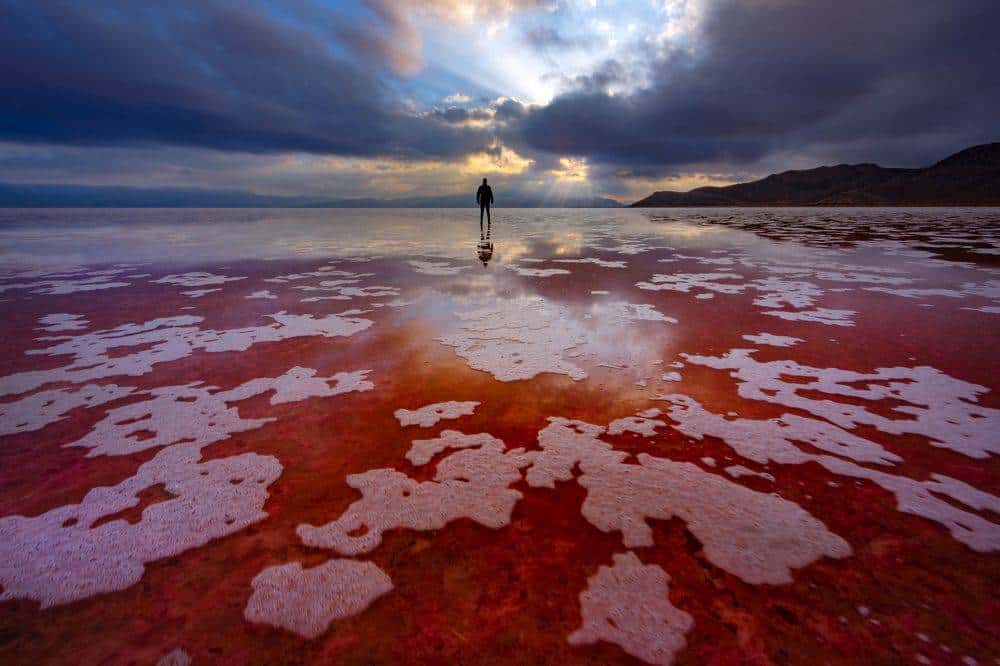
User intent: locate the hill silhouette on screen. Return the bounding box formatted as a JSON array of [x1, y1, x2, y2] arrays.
[[632, 143, 1000, 207]]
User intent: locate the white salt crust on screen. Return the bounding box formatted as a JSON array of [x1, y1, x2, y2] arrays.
[[394, 401, 480, 428], [405, 430, 500, 466], [37, 313, 89, 332], [0, 383, 135, 436], [681, 349, 999, 458], [725, 465, 776, 482], [762, 307, 856, 326], [0, 443, 282, 607], [296, 280, 399, 303], [298, 438, 533, 556], [1, 311, 372, 398], [244, 559, 393, 639], [264, 267, 362, 283], [156, 648, 191, 666], [180, 288, 221, 298], [525, 418, 851, 584], [552, 257, 627, 268], [608, 408, 666, 437], [657, 393, 1000, 552], [505, 265, 572, 277], [436, 297, 677, 383], [632, 261, 883, 326], [437, 298, 589, 382], [408, 260, 462, 275], [741, 333, 803, 347], [66, 367, 373, 457], [246, 289, 278, 299], [0, 270, 131, 295], [152, 272, 246, 287], [636, 272, 746, 295], [568, 552, 693, 665], [601, 302, 678, 324]]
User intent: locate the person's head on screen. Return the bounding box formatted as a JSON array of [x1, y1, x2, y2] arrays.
[[482, 177, 487, 184]]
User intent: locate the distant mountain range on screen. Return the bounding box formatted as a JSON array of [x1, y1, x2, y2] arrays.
[[632, 143, 1000, 207], [0, 183, 620, 208]]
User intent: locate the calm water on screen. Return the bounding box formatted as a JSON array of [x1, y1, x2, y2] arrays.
[[0, 208, 998, 664]]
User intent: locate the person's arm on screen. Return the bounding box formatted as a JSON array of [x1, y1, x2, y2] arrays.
[[476, 187, 481, 205], [490, 188, 495, 204]]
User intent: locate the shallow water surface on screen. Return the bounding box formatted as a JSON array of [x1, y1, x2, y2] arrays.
[[0, 208, 998, 664]]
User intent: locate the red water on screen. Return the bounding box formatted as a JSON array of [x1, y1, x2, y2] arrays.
[[0, 208, 997, 664]]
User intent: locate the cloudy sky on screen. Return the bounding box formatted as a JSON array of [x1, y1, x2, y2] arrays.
[[1, 0, 997, 203]]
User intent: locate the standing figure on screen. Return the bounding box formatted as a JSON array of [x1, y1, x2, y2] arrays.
[[476, 177, 494, 238]]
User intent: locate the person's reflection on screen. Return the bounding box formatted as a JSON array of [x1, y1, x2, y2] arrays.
[[476, 229, 494, 267]]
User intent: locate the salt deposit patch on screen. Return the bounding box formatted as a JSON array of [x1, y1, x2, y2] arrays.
[[505, 265, 572, 278], [296, 280, 399, 303], [552, 257, 627, 268], [762, 307, 855, 326], [265, 267, 364, 283], [37, 313, 89, 332], [608, 408, 666, 437], [600, 302, 678, 324], [657, 394, 900, 466], [742, 333, 803, 347], [526, 418, 851, 584], [568, 552, 693, 666], [246, 290, 278, 300], [156, 648, 190, 666], [725, 465, 775, 482], [0, 383, 135, 436], [406, 430, 501, 465], [180, 288, 220, 298], [636, 272, 746, 296], [395, 401, 480, 428], [299, 438, 533, 556], [437, 297, 677, 383], [0, 443, 282, 607], [1, 270, 131, 295], [409, 260, 462, 276], [2, 311, 372, 397], [658, 393, 1000, 551], [244, 559, 393, 639], [682, 349, 999, 458], [751, 277, 823, 310], [66, 367, 373, 457], [152, 272, 246, 287], [437, 298, 589, 381]]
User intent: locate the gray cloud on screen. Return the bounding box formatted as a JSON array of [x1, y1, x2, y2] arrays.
[[0, 0, 492, 160], [0, 0, 996, 196], [514, 0, 1000, 171]]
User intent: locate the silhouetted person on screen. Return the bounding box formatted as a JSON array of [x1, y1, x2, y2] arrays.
[[476, 177, 494, 237]]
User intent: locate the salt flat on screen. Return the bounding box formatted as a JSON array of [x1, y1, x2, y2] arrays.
[[0, 207, 997, 665]]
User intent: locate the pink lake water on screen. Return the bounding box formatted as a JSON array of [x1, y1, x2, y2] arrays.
[[0, 207, 998, 665]]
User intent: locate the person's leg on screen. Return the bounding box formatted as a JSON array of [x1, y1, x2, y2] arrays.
[[486, 204, 491, 224], [480, 205, 485, 237]]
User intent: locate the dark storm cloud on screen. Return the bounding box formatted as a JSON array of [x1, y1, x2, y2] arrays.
[[514, 0, 1000, 171], [0, 0, 490, 159], [493, 99, 528, 122], [428, 107, 495, 124], [2, 0, 996, 177]]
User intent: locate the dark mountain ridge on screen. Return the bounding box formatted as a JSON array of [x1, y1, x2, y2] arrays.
[[632, 143, 1000, 207]]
